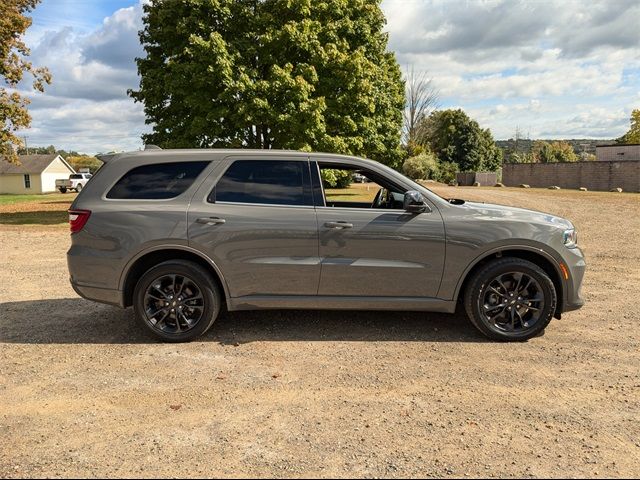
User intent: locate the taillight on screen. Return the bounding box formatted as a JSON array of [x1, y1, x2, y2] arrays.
[[68, 209, 91, 234]]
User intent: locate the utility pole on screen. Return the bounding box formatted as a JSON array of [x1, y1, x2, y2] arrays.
[[23, 136, 29, 155]]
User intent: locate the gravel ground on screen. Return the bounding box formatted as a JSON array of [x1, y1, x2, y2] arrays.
[[0, 187, 639, 478]]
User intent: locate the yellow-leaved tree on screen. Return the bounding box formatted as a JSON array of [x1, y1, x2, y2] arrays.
[[0, 0, 51, 163]]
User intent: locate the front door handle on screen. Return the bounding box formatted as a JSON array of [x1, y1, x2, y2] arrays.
[[325, 221, 353, 229], [196, 217, 226, 225]]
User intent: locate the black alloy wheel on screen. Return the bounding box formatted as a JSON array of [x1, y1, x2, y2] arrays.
[[143, 274, 204, 334], [480, 271, 545, 333], [464, 257, 557, 341], [133, 260, 221, 342]]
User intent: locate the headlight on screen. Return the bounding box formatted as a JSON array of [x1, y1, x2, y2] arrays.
[[563, 228, 578, 248]]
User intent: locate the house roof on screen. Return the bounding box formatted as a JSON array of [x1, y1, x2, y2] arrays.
[[0, 154, 71, 175]]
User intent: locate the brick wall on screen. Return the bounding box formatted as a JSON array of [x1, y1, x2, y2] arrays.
[[502, 161, 640, 192]]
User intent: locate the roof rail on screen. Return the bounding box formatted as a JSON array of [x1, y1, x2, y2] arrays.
[[144, 144, 162, 150]]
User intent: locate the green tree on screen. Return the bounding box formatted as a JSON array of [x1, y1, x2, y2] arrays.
[[532, 140, 577, 163], [130, 0, 405, 168], [1, 0, 51, 162], [417, 109, 502, 172], [617, 109, 640, 144]]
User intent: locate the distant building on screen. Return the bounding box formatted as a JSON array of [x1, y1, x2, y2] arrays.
[[0, 154, 75, 194], [595, 144, 640, 161]]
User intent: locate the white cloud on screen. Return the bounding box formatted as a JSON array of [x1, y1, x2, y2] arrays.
[[16, 0, 640, 153], [19, 2, 147, 154], [383, 0, 640, 139]]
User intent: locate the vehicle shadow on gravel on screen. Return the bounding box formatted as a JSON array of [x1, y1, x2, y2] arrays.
[[0, 298, 488, 344]]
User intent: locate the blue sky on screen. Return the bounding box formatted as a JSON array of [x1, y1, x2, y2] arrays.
[[17, 0, 640, 154]]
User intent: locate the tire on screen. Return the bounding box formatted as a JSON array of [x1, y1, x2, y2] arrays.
[[59, 187, 67, 193], [75, 184, 83, 192], [133, 260, 221, 342], [464, 257, 557, 341]]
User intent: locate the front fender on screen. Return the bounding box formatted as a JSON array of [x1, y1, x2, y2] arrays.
[[443, 241, 567, 304]]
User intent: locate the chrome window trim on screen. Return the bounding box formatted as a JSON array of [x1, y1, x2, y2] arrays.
[[315, 206, 413, 213], [215, 201, 316, 210]]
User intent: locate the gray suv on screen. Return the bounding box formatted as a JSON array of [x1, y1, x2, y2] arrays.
[[67, 149, 585, 342]]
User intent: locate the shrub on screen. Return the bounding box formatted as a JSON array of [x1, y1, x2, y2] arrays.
[[402, 152, 439, 180], [436, 161, 458, 184]]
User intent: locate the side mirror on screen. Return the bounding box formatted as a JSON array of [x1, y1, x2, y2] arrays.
[[404, 190, 429, 213]]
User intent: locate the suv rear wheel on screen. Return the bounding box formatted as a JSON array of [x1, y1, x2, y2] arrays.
[[133, 260, 221, 342], [464, 257, 557, 341]]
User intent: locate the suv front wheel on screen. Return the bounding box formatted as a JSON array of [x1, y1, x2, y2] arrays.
[[133, 260, 221, 342], [464, 257, 557, 341]]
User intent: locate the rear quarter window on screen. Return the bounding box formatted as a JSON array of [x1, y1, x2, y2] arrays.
[[107, 161, 209, 200]]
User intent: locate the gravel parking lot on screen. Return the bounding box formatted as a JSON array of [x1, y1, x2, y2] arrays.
[[1, 186, 638, 478]]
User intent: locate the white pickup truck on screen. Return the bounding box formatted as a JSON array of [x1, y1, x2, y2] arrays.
[[56, 173, 92, 193]]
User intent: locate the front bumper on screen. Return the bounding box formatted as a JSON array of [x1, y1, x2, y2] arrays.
[[560, 246, 586, 313]]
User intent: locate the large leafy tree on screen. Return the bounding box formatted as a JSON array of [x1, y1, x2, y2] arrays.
[[130, 0, 405, 167], [617, 109, 640, 144], [418, 109, 502, 172], [1, 0, 51, 162]]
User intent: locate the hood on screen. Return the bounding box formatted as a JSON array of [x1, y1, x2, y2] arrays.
[[463, 201, 573, 229]]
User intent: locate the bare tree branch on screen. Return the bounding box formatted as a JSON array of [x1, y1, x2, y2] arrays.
[[403, 66, 439, 153]]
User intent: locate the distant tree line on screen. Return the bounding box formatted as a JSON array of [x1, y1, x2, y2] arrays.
[[499, 109, 639, 163], [16, 144, 102, 173], [499, 137, 607, 163]]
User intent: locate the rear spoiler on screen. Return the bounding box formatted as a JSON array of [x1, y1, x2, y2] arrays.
[[96, 145, 161, 163], [95, 152, 120, 163]]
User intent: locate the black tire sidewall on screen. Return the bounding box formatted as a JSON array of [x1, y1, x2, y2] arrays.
[[465, 258, 557, 341], [133, 261, 220, 342]]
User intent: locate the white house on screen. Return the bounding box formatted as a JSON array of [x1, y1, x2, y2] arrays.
[[0, 154, 76, 194]]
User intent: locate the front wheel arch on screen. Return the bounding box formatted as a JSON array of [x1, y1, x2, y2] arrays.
[[455, 248, 564, 316]]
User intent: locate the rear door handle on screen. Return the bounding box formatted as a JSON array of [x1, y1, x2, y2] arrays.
[[325, 221, 353, 229], [196, 217, 226, 225]]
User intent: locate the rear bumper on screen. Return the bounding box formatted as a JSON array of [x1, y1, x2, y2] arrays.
[[71, 279, 124, 308]]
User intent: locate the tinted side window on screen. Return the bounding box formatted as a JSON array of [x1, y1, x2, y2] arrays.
[[210, 160, 311, 206], [107, 162, 209, 199]]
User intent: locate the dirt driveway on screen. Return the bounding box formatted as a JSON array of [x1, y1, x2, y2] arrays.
[[1, 187, 638, 478]]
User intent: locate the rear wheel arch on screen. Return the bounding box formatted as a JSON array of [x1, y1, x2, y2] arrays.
[[455, 247, 565, 315], [121, 247, 228, 308]]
